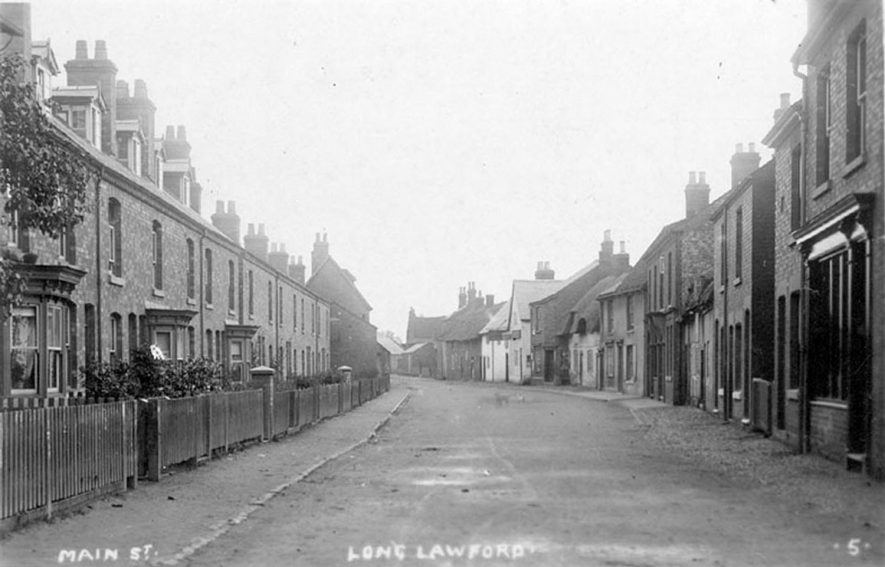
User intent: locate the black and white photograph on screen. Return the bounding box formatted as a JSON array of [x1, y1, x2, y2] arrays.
[[0, 0, 883, 565]]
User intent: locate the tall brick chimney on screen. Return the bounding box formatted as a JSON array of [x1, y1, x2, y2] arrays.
[[65, 39, 118, 155], [244, 223, 269, 261], [598, 230, 614, 266], [485, 294, 495, 307], [288, 256, 306, 284], [268, 242, 289, 274], [730, 143, 761, 189], [684, 170, 711, 218], [535, 261, 555, 280], [210, 200, 241, 244], [613, 241, 630, 270], [117, 78, 156, 181], [311, 232, 329, 276]]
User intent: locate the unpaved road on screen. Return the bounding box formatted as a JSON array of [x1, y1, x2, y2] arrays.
[[185, 378, 883, 566]]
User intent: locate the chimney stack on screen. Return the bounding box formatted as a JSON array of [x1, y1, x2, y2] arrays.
[[268, 242, 289, 274], [731, 142, 761, 188], [535, 261, 555, 280], [64, 39, 119, 155], [244, 222, 269, 261], [486, 294, 495, 307], [211, 200, 240, 244], [288, 256, 306, 285], [685, 169, 711, 218], [599, 230, 614, 266], [311, 232, 330, 276], [613, 240, 630, 270], [458, 287, 467, 309]]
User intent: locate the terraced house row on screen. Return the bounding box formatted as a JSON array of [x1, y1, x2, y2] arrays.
[[403, 0, 885, 480], [0, 5, 384, 400]]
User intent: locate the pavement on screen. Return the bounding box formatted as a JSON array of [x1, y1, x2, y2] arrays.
[[0, 384, 412, 567]]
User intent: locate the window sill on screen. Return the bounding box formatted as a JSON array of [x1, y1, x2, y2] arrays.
[[732, 390, 743, 401], [228, 309, 236, 317], [733, 277, 742, 287], [810, 399, 848, 410], [186, 297, 196, 306], [842, 154, 865, 179], [249, 314, 255, 321], [811, 179, 831, 200], [108, 273, 125, 287], [786, 388, 800, 401], [205, 303, 214, 310], [152, 288, 165, 298], [718, 284, 725, 294]]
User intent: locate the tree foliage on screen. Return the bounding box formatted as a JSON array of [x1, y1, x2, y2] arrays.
[[0, 54, 94, 311]]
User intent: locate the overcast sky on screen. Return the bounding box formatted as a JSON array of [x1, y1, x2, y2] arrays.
[[31, 0, 807, 339]]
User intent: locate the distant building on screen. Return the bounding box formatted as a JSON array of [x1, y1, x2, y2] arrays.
[[480, 300, 510, 382], [437, 283, 500, 381], [529, 232, 631, 384], [504, 269, 563, 384], [307, 233, 379, 378], [566, 273, 623, 388], [711, 149, 776, 426]]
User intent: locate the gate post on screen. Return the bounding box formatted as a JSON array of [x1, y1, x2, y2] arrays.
[[251, 366, 275, 440]]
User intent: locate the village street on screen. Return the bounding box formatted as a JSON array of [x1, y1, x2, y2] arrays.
[[2, 376, 883, 567], [187, 377, 882, 567]]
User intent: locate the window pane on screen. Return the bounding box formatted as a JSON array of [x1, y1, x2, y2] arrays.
[[11, 306, 38, 391]]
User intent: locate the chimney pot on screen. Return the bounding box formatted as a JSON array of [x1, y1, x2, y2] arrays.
[[134, 79, 148, 99], [699, 171, 706, 184], [315, 232, 321, 242], [165, 125, 175, 140], [247, 223, 255, 235], [177, 125, 186, 142], [271, 243, 278, 253], [94, 40, 108, 60], [258, 223, 266, 236], [227, 200, 236, 214], [748, 142, 756, 153], [116, 80, 129, 98], [298, 255, 303, 265], [323, 232, 328, 242], [215, 200, 224, 214], [619, 241, 626, 254], [280, 243, 286, 253], [75, 40, 88, 59], [689, 171, 697, 184], [603, 229, 611, 241]]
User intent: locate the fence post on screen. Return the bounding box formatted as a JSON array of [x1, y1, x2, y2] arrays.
[[251, 366, 276, 440], [146, 399, 162, 482]]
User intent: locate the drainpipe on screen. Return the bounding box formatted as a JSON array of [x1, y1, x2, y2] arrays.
[[199, 229, 205, 358], [793, 59, 810, 454], [94, 167, 104, 363]]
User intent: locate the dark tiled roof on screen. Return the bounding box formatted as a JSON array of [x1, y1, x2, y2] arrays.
[[438, 301, 505, 342]]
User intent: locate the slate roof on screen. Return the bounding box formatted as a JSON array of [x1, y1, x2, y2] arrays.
[[377, 336, 405, 356], [479, 300, 510, 335], [509, 279, 564, 324], [307, 255, 372, 314], [565, 274, 625, 335]]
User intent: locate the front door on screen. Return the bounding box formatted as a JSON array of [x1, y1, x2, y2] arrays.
[[544, 349, 554, 382]]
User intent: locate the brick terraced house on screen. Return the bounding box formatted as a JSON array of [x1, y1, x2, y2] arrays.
[[0, 8, 333, 398], [764, 0, 884, 477]]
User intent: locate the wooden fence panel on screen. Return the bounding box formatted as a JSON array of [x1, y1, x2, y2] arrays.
[[159, 398, 198, 468], [226, 390, 263, 445], [1, 401, 137, 526], [272, 391, 290, 437], [297, 388, 315, 427]]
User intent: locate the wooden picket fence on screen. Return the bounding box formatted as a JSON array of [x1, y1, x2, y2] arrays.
[[1, 375, 391, 532], [0, 400, 138, 532]]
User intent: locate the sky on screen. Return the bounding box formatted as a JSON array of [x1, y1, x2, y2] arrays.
[[30, 0, 808, 340]]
